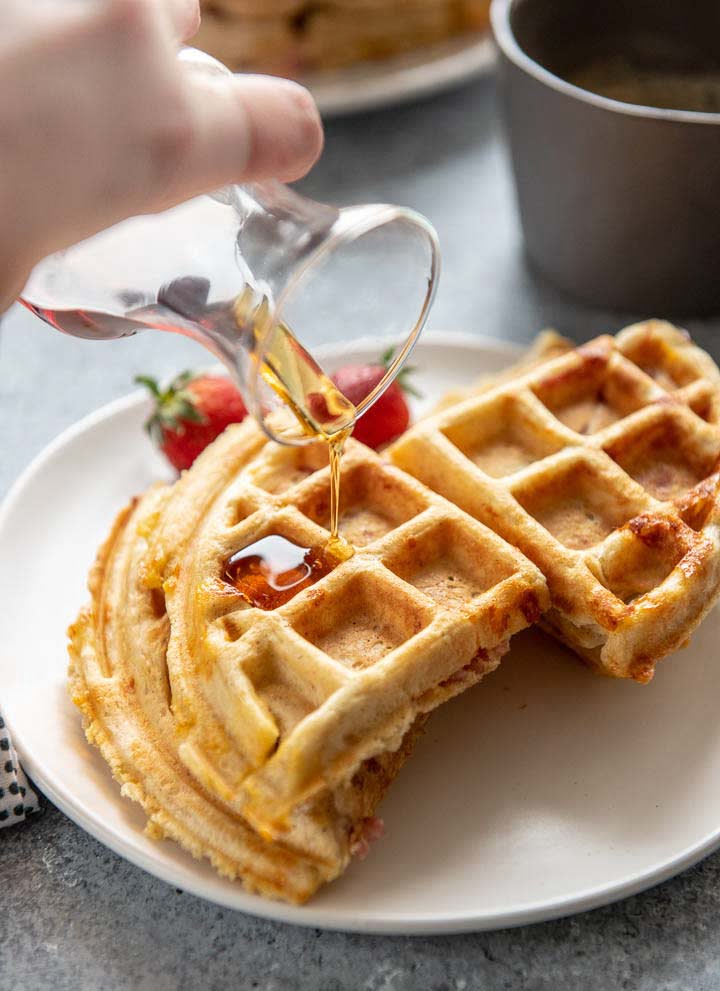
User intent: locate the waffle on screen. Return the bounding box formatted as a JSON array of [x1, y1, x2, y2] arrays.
[[390, 320, 720, 683], [68, 418, 546, 902], [194, 0, 490, 75]]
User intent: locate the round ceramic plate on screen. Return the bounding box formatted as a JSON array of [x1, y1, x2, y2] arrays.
[[303, 33, 495, 117], [3, 332, 720, 934]]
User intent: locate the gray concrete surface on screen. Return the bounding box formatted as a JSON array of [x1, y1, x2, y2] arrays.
[[3, 74, 720, 990]]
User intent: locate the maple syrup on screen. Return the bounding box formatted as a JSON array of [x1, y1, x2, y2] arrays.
[[326, 429, 351, 551], [240, 293, 355, 546], [231, 289, 352, 432], [224, 534, 338, 609], [256, 334, 354, 546]]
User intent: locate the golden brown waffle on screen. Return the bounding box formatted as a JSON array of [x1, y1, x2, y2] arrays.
[[69, 418, 546, 902], [195, 0, 490, 75], [390, 320, 720, 683]]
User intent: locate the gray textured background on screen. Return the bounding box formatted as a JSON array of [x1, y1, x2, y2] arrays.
[[3, 74, 720, 990]]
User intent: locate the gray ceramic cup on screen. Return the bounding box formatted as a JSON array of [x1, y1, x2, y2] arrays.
[[491, 0, 720, 315]]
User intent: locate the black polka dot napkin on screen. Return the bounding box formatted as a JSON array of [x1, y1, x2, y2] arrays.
[[0, 711, 39, 827]]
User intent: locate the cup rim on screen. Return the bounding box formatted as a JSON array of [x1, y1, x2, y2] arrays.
[[248, 203, 440, 446], [490, 0, 720, 126]]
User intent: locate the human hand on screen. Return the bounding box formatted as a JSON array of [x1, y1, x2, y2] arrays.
[[0, 0, 324, 310]]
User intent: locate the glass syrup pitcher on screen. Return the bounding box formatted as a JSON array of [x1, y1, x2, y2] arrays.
[[19, 48, 440, 447]]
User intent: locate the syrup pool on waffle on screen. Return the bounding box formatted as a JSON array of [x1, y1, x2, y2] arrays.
[[224, 534, 340, 609]]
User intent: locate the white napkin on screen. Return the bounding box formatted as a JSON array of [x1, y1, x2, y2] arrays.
[[0, 710, 39, 826]]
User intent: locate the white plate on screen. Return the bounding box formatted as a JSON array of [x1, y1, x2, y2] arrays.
[[3, 332, 720, 935], [304, 34, 494, 117]]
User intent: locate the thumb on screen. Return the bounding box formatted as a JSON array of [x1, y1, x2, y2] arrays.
[[233, 76, 325, 183], [163, 74, 324, 204]]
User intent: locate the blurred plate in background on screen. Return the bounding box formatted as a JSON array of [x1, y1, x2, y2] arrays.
[[304, 33, 495, 117]]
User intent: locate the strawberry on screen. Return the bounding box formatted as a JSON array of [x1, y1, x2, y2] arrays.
[[137, 371, 247, 471], [331, 347, 420, 450]]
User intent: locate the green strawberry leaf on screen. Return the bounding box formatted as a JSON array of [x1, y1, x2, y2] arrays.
[[136, 369, 207, 446], [380, 347, 422, 399]]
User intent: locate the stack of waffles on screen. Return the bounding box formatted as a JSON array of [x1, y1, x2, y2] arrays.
[[193, 1, 491, 75], [69, 319, 720, 903], [69, 420, 546, 903]]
